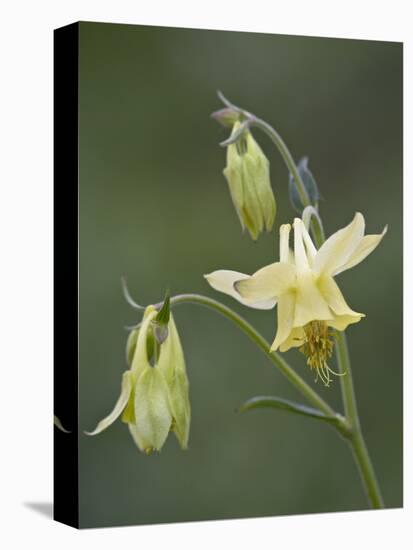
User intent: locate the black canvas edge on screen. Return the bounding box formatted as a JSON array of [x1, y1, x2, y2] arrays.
[[53, 22, 79, 529]]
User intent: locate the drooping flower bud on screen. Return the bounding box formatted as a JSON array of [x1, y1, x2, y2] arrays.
[[86, 304, 191, 454], [223, 122, 276, 240], [288, 157, 320, 213]]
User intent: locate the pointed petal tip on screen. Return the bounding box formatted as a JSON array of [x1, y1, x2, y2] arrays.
[[354, 211, 365, 226], [177, 439, 189, 451]]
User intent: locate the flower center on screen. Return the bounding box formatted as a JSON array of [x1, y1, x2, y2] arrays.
[[299, 321, 343, 387]]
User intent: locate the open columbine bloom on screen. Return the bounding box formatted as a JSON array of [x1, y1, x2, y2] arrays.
[[205, 213, 386, 385], [86, 306, 190, 454]]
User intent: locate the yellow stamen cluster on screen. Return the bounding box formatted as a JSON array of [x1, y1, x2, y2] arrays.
[[299, 321, 342, 387]]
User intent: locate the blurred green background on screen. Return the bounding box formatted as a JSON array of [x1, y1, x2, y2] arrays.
[[78, 22, 402, 528]]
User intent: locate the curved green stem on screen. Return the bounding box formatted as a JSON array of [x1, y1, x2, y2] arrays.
[[229, 106, 384, 508], [168, 293, 349, 435]]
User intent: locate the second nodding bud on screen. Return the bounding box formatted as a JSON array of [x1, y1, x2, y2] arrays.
[[288, 157, 320, 214], [223, 122, 276, 241]]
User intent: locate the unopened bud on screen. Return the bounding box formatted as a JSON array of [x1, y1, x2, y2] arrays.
[[223, 122, 276, 240], [289, 157, 320, 213], [86, 304, 191, 454]]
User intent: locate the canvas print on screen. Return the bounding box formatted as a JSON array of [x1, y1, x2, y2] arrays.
[[54, 22, 403, 529]]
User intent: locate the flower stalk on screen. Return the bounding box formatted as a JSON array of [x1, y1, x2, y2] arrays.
[[217, 91, 325, 245], [148, 290, 382, 505], [235, 101, 384, 509], [214, 93, 384, 508]]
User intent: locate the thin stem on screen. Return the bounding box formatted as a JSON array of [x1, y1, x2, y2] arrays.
[[334, 331, 360, 428], [245, 109, 384, 508], [335, 332, 384, 508], [168, 293, 349, 435]]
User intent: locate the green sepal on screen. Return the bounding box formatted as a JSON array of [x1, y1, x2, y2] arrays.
[[243, 134, 276, 232], [238, 396, 342, 426], [169, 368, 191, 450], [156, 290, 170, 325], [134, 367, 173, 452], [153, 291, 170, 345]]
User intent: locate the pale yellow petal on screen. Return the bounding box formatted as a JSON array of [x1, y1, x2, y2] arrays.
[[85, 371, 132, 435], [224, 147, 245, 230], [134, 367, 173, 452], [128, 423, 151, 453], [279, 327, 305, 352], [293, 272, 333, 328], [204, 270, 276, 310], [301, 221, 317, 265], [314, 212, 365, 276], [333, 226, 388, 275], [294, 218, 311, 272], [279, 224, 291, 262], [270, 292, 296, 351], [157, 314, 186, 382], [234, 262, 296, 302], [155, 315, 190, 450], [328, 314, 363, 331], [244, 135, 275, 231], [130, 306, 157, 375], [240, 161, 264, 239], [317, 275, 364, 318], [169, 368, 191, 450]]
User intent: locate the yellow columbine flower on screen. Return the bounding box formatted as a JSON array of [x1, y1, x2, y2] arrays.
[[86, 306, 190, 453], [205, 213, 387, 385]]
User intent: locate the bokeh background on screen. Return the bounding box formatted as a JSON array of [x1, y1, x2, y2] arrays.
[[78, 22, 402, 528]]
